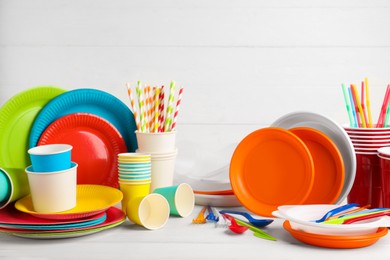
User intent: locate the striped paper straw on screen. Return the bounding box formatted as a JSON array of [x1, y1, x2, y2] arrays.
[[136, 82, 147, 132], [148, 87, 156, 131], [170, 86, 183, 131], [154, 87, 161, 132], [164, 81, 176, 131], [144, 86, 152, 132], [158, 86, 165, 132], [126, 83, 140, 131]]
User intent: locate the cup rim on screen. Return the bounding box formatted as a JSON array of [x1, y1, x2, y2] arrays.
[[25, 162, 78, 175], [28, 144, 73, 155]]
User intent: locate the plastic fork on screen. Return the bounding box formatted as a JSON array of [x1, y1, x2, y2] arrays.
[[219, 209, 273, 227], [206, 206, 219, 222], [326, 204, 370, 220], [192, 206, 207, 224], [232, 216, 277, 241], [312, 203, 359, 223], [221, 213, 249, 234], [323, 209, 390, 224]]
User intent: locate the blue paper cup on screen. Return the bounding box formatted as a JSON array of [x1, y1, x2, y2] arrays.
[[28, 144, 72, 172]]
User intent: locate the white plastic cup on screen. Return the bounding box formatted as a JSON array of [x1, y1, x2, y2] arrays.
[[25, 162, 77, 213], [126, 193, 170, 230], [135, 131, 176, 153], [150, 150, 178, 192]]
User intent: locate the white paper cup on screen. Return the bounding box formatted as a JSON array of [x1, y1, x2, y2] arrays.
[[126, 193, 170, 230], [150, 151, 178, 192], [25, 162, 77, 213], [135, 131, 176, 153]]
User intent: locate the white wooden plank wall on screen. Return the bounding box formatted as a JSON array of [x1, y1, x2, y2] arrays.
[[1, 0, 390, 148]]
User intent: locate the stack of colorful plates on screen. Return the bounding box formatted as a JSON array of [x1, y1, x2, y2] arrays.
[[0, 185, 125, 239], [230, 111, 356, 217], [0, 86, 138, 189]]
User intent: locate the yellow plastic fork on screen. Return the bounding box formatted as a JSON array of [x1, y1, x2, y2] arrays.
[[192, 206, 207, 224]]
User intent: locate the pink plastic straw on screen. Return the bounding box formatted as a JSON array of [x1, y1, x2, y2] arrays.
[[377, 84, 390, 127]]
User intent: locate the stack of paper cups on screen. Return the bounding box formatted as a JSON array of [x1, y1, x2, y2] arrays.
[[117, 153, 152, 213], [135, 131, 177, 192]]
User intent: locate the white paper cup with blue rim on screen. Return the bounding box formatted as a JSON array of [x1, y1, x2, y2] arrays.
[[28, 144, 72, 172]]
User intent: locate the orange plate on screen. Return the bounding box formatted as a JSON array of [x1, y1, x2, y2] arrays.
[[283, 221, 388, 249], [230, 127, 314, 217], [193, 190, 234, 195], [289, 127, 345, 204]]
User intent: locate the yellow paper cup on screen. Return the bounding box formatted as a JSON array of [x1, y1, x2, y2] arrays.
[[126, 193, 170, 230], [0, 168, 30, 209], [119, 182, 150, 213]]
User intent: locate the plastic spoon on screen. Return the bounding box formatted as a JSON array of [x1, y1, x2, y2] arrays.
[[222, 213, 248, 234], [343, 211, 390, 224], [219, 210, 274, 227], [313, 203, 359, 223]]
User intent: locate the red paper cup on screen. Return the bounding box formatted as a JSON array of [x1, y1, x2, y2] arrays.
[[347, 153, 382, 208], [380, 156, 390, 207]]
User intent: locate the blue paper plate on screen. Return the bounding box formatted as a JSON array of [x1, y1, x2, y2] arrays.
[[29, 88, 137, 152], [0, 212, 107, 231]]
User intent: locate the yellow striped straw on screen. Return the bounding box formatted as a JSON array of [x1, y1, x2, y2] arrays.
[[136, 82, 146, 132], [126, 83, 140, 131], [351, 84, 367, 128], [154, 87, 161, 132], [365, 77, 373, 127]]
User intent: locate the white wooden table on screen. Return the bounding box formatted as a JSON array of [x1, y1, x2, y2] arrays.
[[1, 205, 389, 259]]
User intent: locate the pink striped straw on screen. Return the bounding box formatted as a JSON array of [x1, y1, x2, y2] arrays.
[[170, 86, 183, 131], [153, 87, 161, 132]]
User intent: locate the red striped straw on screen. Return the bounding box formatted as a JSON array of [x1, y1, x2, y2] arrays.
[[377, 84, 390, 127], [148, 86, 156, 131], [158, 86, 165, 132], [170, 86, 184, 131], [126, 83, 140, 131]]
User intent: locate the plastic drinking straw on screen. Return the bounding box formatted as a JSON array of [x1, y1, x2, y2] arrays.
[[365, 77, 373, 127], [153, 87, 161, 132], [347, 86, 358, 127], [376, 84, 390, 127], [164, 81, 176, 132], [360, 81, 369, 127], [136, 82, 147, 132], [126, 83, 140, 131], [351, 84, 366, 128], [350, 85, 361, 127], [341, 83, 354, 127], [170, 86, 183, 131]]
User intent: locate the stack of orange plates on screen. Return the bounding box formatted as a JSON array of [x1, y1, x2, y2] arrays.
[[230, 126, 345, 217], [283, 220, 388, 249]]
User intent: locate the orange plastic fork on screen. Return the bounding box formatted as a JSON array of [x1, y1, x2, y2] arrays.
[[192, 206, 207, 224]]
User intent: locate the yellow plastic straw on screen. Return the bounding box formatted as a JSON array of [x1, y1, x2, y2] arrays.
[[365, 77, 373, 127], [351, 84, 367, 128]]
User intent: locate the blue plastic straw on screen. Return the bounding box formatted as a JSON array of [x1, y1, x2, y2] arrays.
[[341, 84, 354, 127], [348, 86, 358, 127]]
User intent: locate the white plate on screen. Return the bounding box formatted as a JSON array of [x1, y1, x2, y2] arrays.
[[194, 194, 241, 207], [271, 111, 356, 204], [273, 204, 390, 236]]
